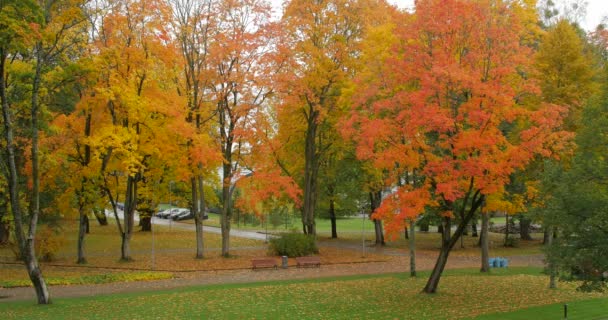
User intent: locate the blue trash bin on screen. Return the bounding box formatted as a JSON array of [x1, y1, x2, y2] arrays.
[[488, 258, 496, 267], [499, 258, 506, 267], [503, 258, 509, 268], [493, 258, 501, 268]]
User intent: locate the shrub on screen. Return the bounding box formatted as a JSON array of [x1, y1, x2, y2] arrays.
[[504, 237, 519, 248], [35, 225, 66, 262], [269, 232, 318, 257]]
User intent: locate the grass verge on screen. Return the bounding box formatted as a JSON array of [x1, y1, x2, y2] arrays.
[[1, 267, 605, 320], [0, 271, 173, 288]]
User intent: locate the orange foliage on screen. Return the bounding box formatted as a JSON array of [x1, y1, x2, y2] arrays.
[[345, 0, 571, 237]]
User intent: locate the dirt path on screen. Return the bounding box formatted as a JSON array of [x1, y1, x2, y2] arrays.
[[0, 242, 544, 303]]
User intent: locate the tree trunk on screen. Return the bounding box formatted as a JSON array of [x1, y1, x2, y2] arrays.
[[329, 197, 337, 239], [519, 215, 533, 240], [373, 220, 385, 246], [423, 193, 485, 293], [480, 213, 490, 272], [221, 159, 232, 256], [437, 223, 444, 234], [424, 216, 452, 293], [409, 219, 416, 277], [93, 208, 108, 226], [302, 108, 319, 235], [140, 215, 151, 232], [419, 220, 429, 232], [0, 214, 10, 244], [195, 175, 205, 258], [504, 213, 510, 246], [77, 210, 87, 264], [471, 219, 478, 237], [121, 176, 136, 261], [543, 227, 550, 245], [404, 225, 409, 239], [0, 196, 8, 244], [547, 228, 556, 289], [369, 191, 384, 246], [1, 48, 50, 304]]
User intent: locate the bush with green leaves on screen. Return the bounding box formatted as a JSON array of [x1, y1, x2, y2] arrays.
[[269, 232, 318, 257]]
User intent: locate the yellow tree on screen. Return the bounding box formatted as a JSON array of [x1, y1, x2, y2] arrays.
[[276, 0, 388, 235], [87, 0, 185, 261]]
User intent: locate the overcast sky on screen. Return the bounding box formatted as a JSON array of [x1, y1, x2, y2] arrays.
[[270, 0, 608, 31]]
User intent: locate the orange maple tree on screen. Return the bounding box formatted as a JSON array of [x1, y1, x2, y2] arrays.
[[345, 0, 571, 293]]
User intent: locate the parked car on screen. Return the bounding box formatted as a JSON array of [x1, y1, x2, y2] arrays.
[[155, 209, 171, 218], [174, 210, 209, 221], [173, 210, 192, 221], [168, 208, 189, 220], [159, 208, 181, 219]]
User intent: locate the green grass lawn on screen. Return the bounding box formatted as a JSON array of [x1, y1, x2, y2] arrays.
[[2, 268, 605, 320], [473, 297, 608, 320]]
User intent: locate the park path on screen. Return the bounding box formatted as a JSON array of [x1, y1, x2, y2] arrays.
[[112, 210, 272, 241], [0, 240, 544, 303]]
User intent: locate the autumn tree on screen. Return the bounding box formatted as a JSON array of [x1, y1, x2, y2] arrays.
[[203, 0, 275, 256], [276, 0, 387, 235], [86, 0, 184, 261], [171, 0, 219, 259], [349, 0, 570, 293]]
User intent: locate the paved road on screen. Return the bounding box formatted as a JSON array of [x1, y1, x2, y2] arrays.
[[107, 210, 272, 241]]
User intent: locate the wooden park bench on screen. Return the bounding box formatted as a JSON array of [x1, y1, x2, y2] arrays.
[[295, 256, 321, 268], [251, 258, 278, 270]]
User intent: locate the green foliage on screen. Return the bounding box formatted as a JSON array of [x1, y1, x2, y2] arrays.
[[541, 97, 608, 292], [504, 237, 520, 248], [269, 232, 318, 257]]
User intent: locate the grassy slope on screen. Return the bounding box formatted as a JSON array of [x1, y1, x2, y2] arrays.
[[2, 268, 606, 320]]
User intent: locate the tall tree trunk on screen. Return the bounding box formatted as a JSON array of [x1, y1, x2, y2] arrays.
[[423, 192, 484, 293], [373, 220, 385, 246], [1, 48, 50, 304], [547, 228, 557, 289], [480, 213, 490, 272], [504, 213, 510, 246], [424, 216, 452, 293], [329, 196, 337, 239], [0, 219, 8, 244], [404, 225, 409, 239], [409, 219, 416, 277], [0, 200, 9, 244], [369, 191, 384, 246], [77, 208, 87, 264], [121, 176, 136, 261], [302, 110, 319, 235], [471, 218, 478, 237], [519, 215, 533, 240], [195, 175, 205, 258], [221, 160, 232, 256]]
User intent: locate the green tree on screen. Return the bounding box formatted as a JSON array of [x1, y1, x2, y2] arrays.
[[542, 96, 608, 292]]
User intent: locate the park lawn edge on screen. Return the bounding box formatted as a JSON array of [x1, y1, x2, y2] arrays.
[[0, 271, 173, 288], [471, 296, 608, 320]]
